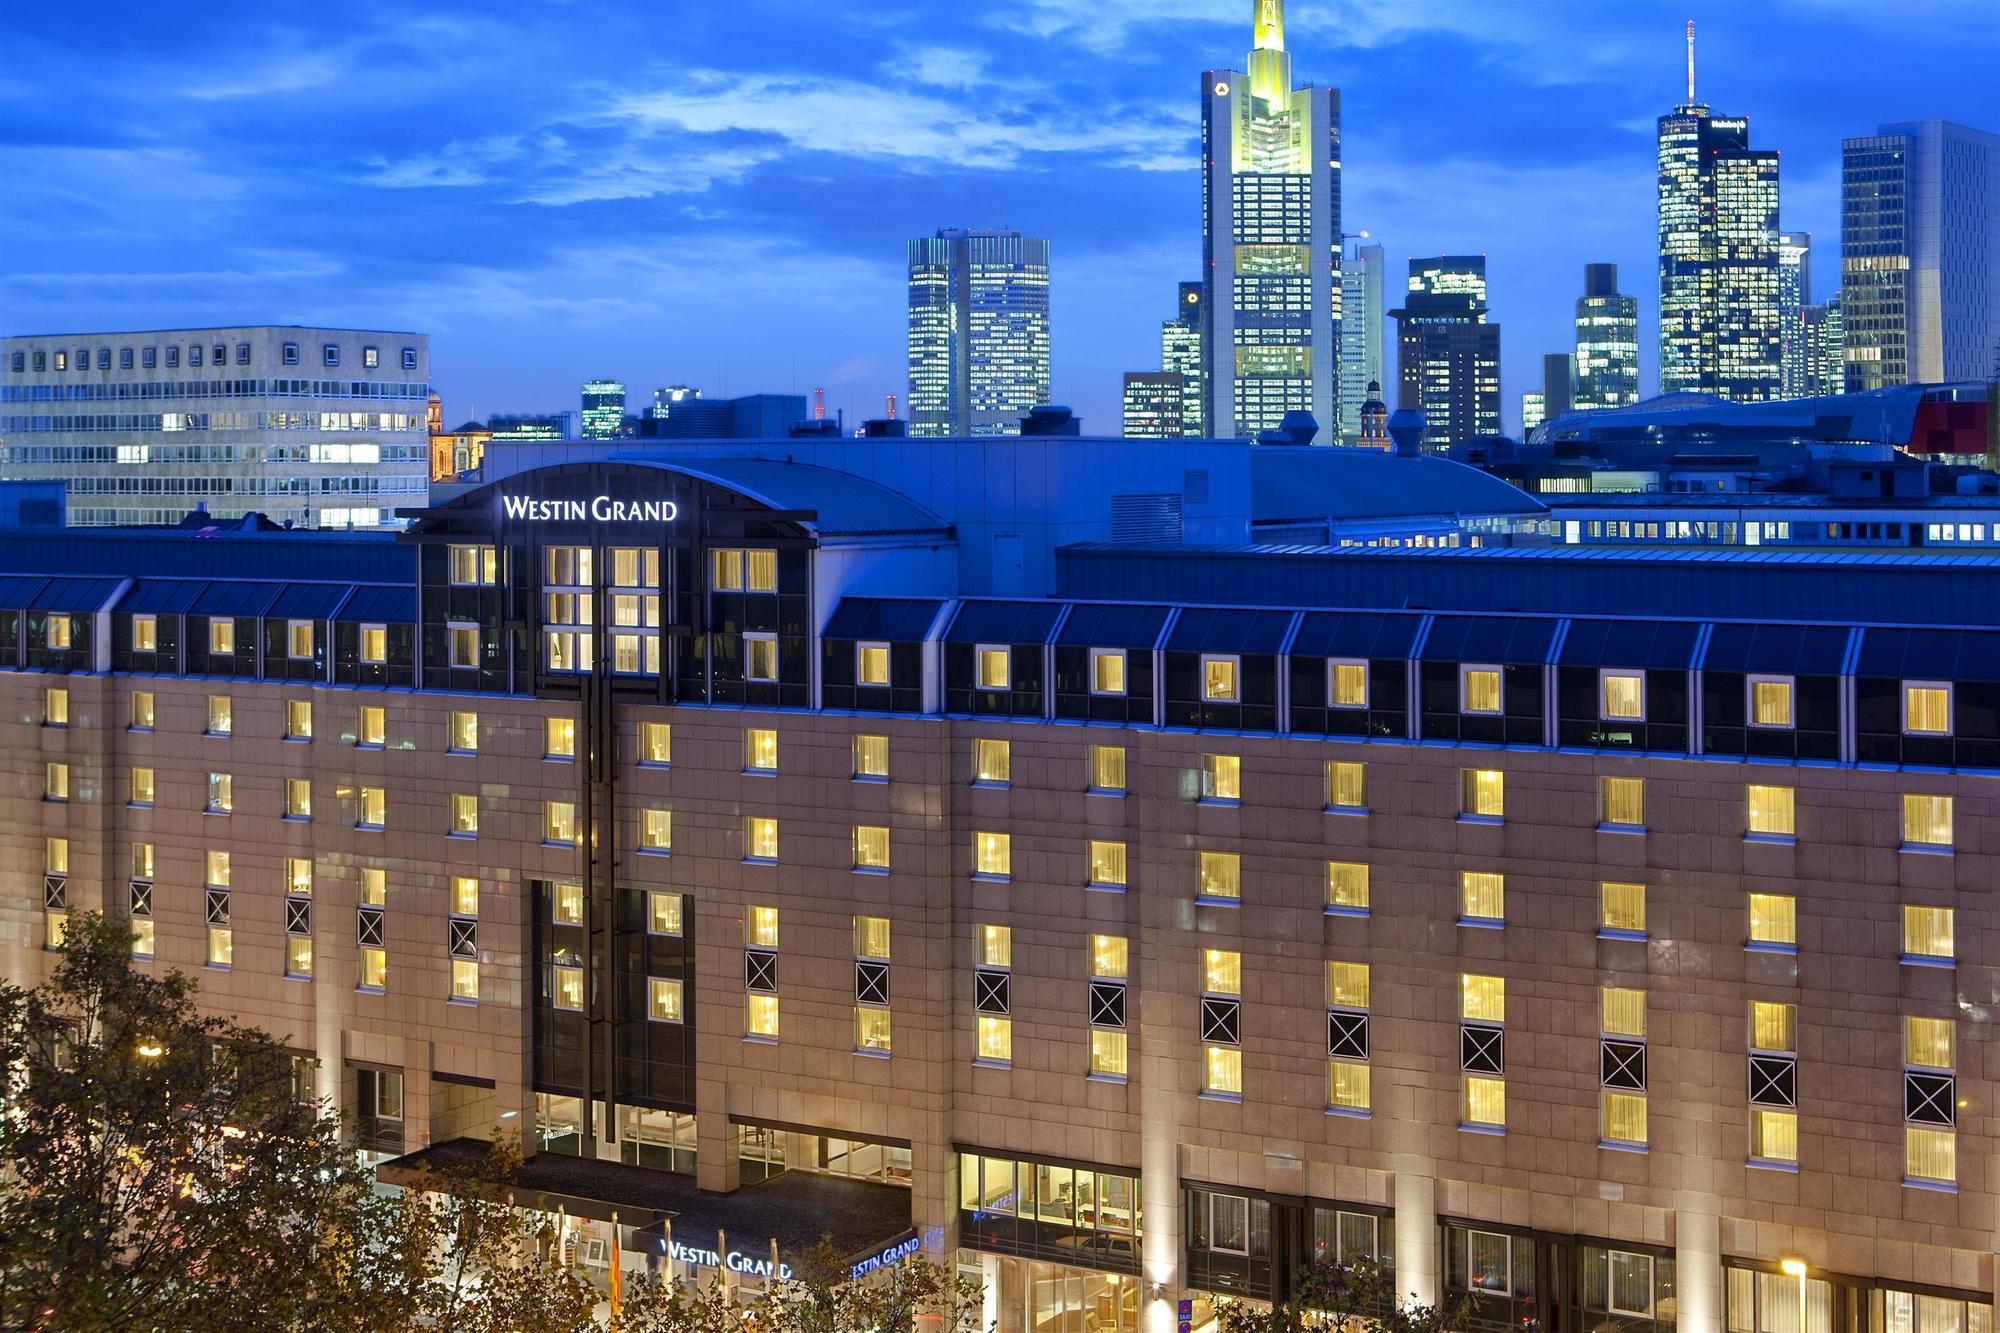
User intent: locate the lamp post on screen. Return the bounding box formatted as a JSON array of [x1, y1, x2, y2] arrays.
[[1781, 1258, 1808, 1333]]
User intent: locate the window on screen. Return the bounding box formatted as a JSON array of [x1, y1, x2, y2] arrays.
[[322, 343, 339, 367], [976, 1012, 1011, 1063], [451, 959, 480, 1002], [856, 642, 891, 686], [287, 621, 314, 659], [129, 766, 155, 806], [853, 734, 889, 779], [979, 923, 1011, 968], [747, 992, 782, 1043], [44, 762, 69, 802], [1460, 769, 1504, 819], [358, 786, 385, 828], [286, 699, 313, 740], [449, 625, 478, 669], [452, 877, 480, 917], [1750, 1109, 1797, 1163], [282, 341, 299, 365], [744, 727, 778, 773], [1903, 682, 1951, 736], [130, 689, 154, 729], [1200, 753, 1241, 802], [206, 771, 233, 813], [854, 916, 893, 1053], [1747, 893, 1796, 950], [1600, 776, 1644, 828], [360, 624, 388, 665], [1902, 906, 1954, 963], [1583, 875, 1647, 936], [975, 831, 1010, 877], [745, 817, 779, 862], [1326, 860, 1369, 913], [647, 892, 683, 936], [358, 705, 385, 747], [1902, 795, 1953, 849], [544, 801, 576, 844], [641, 721, 671, 765], [972, 926, 1013, 1064], [207, 850, 232, 887], [710, 547, 777, 592], [1202, 948, 1243, 1097], [402, 347, 417, 370], [450, 793, 477, 835], [1461, 665, 1501, 714], [536, 716, 574, 760], [1090, 649, 1127, 695], [640, 808, 672, 853], [854, 825, 891, 870], [1202, 655, 1239, 701], [359, 945, 387, 990], [1326, 760, 1365, 811], [744, 633, 778, 682], [1749, 675, 1794, 728], [976, 646, 1011, 690], [448, 711, 477, 752], [450, 545, 499, 586], [1327, 960, 1371, 1113], [43, 687, 67, 726], [360, 867, 386, 907], [362, 345, 380, 369], [46, 614, 71, 650], [132, 615, 157, 653], [1751, 1000, 1795, 1051], [207, 695, 233, 736], [1906, 1125, 1956, 1186], [210, 618, 236, 656], [1600, 671, 1644, 721], [285, 778, 312, 819], [1089, 744, 1126, 793], [1199, 850, 1241, 902], [1462, 973, 1504, 1024], [1746, 784, 1795, 838], [553, 966, 584, 1010], [649, 978, 684, 1023], [551, 884, 586, 930], [45, 838, 67, 876], [855, 1000, 892, 1054], [1329, 659, 1368, 708], [1088, 840, 1127, 888]]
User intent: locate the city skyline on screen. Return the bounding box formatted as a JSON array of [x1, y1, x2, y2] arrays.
[[3, 3, 1996, 438]]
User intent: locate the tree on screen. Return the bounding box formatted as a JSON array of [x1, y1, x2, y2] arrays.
[[1214, 1256, 1474, 1333]]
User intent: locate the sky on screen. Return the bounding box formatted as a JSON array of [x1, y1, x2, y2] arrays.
[[3, 1, 1997, 438]]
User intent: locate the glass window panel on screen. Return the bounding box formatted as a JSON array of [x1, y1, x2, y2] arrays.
[[1090, 745, 1126, 792], [1092, 650, 1127, 695], [1203, 949, 1241, 995], [1903, 795, 1953, 848], [1462, 974, 1504, 1023], [1327, 961, 1369, 1009], [1463, 1076, 1506, 1127], [1906, 1127, 1955, 1183], [1460, 871, 1505, 922], [1327, 761, 1366, 809], [974, 738, 1011, 784], [1204, 1046, 1243, 1095], [1602, 672, 1645, 721], [1089, 840, 1127, 886], [853, 734, 889, 778], [1903, 906, 1954, 960], [1601, 882, 1646, 933], [1602, 1091, 1648, 1144], [1752, 678, 1794, 727], [1091, 934, 1128, 979], [1601, 986, 1646, 1037], [1330, 1061, 1370, 1110], [1462, 668, 1501, 714], [1748, 893, 1796, 946], [977, 647, 1010, 690], [1203, 657, 1239, 701], [1201, 754, 1241, 801], [1747, 785, 1795, 836], [1330, 660, 1367, 708], [975, 831, 1010, 876], [1905, 685, 1951, 735], [1751, 1001, 1796, 1051], [1460, 769, 1503, 817], [1199, 851, 1241, 900], [1326, 860, 1370, 910]]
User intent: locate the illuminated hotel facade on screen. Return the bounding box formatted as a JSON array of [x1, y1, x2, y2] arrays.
[[3, 425, 1998, 1333], [906, 228, 1052, 438], [1200, 0, 1342, 439]]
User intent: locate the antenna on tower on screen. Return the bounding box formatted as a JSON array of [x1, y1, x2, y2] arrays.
[[812, 386, 825, 421], [1685, 19, 1696, 105]]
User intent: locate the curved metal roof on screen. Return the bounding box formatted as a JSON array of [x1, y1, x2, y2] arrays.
[[1250, 447, 1545, 524], [620, 454, 952, 539]]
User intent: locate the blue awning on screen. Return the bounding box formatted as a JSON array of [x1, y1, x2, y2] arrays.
[[1701, 623, 1851, 675], [1558, 619, 1701, 670], [1166, 606, 1297, 655], [1855, 628, 2000, 684], [823, 598, 946, 642], [28, 576, 123, 613], [268, 583, 355, 621], [121, 579, 208, 615], [944, 599, 1064, 646], [1055, 602, 1172, 650], [1290, 610, 1423, 661], [1420, 615, 1560, 665], [189, 582, 279, 618], [338, 585, 416, 624]]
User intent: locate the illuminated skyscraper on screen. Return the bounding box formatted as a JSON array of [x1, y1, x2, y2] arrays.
[[1778, 232, 1812, 397], [906, 227, 1051, 437], [1201, 0, 1342, 440], [1121, 372, 1186, 439], [1802, 296, 1846, 395], [1842, 121, 2000, 390], [1338, 240, 1385, 444], [1389, 256, 1501, 449], [1656, 22, 1781, 401], [580, 379, 626, 440], [1161, 283, 1205, 437], [1574, 263, 1640, 411]]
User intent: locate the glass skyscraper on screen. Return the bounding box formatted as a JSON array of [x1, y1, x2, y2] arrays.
[[1121, 372, 1186, 439], [1802, 297, 1846, 395], [906, 227, 1051, 437], [1778, 232, 1812, 397], [1337, 241, 1385, 444], [1201, 0, 1341, 440], [1656, 26, 1781, 401], [1841, 121, 2000, 390], [580, 379, 626, 440], [1574, 263, 1640, 411], [1160, 283, 1205, 437], [1389, 255, 1501, 449]]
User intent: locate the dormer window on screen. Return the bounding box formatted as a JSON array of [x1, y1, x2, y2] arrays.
[[976, 646, 1010, 691], [1090, 648, 1127, 696], [1748, 675, 1794, 729], [1460, 665, 1501, 715], [1599, 671, 1644, 722], [1903, 682, 1952, 736]]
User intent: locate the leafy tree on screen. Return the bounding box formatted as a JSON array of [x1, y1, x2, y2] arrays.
[[1215, 1256, 1474, 1333], [619, 1241, 984, 1333]]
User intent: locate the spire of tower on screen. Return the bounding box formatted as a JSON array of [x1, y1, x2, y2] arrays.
[[1253, 0, 1284, 52], [1247, 0, 1291, 104], [1685, 19, 1696, 105]]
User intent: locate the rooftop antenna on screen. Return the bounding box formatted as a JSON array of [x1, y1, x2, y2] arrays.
[[1685, 19, 1696, 105]]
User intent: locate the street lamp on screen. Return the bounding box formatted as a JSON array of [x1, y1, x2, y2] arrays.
[[1781, 1259, 1808, 1333]]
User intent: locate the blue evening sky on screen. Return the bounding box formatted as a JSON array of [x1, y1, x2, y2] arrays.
[[4, 1, 1995, 436]]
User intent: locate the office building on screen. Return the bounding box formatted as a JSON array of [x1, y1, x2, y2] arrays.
[[652, 386, 702, 420], [0, 325, 428, 528], [1520, 393, 1545, 435], [906, 228, 1051, 438], [1390, 256, 1502, 448], [581, 380, 627, 440], [4, 427, 1999, 1333], [1657, 24, 1781, 401], [1574, 264, 1641, 411], [1842, 121, 2000, 390], [638, 393, 810, 440], [1338, 241, 1386, 444], [1523, 352, 1572, 438], [1122, 372, 1186, 439], [1161, 284, 1205, 438], [1802, 297, 1846, 396], [1778, 232, 1813, 397], [1201, 0, 1342, 439], [488, 412, 576, 442]]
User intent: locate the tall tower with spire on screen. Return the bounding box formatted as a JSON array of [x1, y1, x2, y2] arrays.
[[1201, 0, 1343, 440]]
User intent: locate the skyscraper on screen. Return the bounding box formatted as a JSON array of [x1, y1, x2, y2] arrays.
[[1802, 297, 1846, 395], [1574, 263, 1640, 411], [1656, 22, 1781, 401], [1161, 283, 1205, 437], [1201, 0, 1342, 439], [1778, 231, 1813, 397], [1389, 256, 1501, 449], [1338, 240, 1386, 444], [580, 379, 626, 440], [906, 227, 1051, 437], [1842, 121, 2000, 390], [1121, 372, 1187, 439]]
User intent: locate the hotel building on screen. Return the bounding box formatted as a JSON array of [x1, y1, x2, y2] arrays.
[[2, 432, 1996, 1333]]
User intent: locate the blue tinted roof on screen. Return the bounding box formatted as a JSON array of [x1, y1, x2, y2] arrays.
[[1558, 618, 1701, 670], [339, 585, 415, 624], [190, 582, 279, 617], [1168, 606, 1296, 654], [628, 456, 952, 538], [823, 598, 946, 642], [1290, 610, 1423, 660], [1699, 623, 1852, 675], [1856, 628, 2000, 683], [269, 583, 356, 620], [944, 600, 1063, 646], [1251, 448, 1544, 523], [30, 577, 122, 613], [122, 579, 207, 615], [1056, 602, 1172, 649], [1422, 615, 1559, 665], [0, 576, 46, 610]]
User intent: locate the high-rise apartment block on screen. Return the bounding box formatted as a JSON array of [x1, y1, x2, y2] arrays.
[[1390, 256, 1501, 448], [0, 325, 429, 527], [1778, 231, 1813, 397], [1574, 263, 1641, 411], [1201, 0, 1342, 439], [1657, 25, 1781, 401], [906, 228, 1051, 437], [1338, 241, 1386, 445], [1842, 121, 2000, 390], [581, 380, 627, 440], [1161, 283, 1206, 437]]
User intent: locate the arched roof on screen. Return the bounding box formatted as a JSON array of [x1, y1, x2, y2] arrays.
[[1250, 446, 1545, 524]]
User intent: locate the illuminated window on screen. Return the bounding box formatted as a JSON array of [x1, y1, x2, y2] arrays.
[[1460, 769, 1504, 818], [1202, 655, 1240, 702], [979, 924, 1011, 968], [46, 614, 70, 650], [853, 734, 889, 778], [1199, 851, 1241, 902], [1326, 860, 1369, 913], [450, 544, 498, 586], [1600, 671, 1645, 721], [449, 711, 478, 752], [1751, 1001, 1795, 1052], [973, 738, 1010, 784], [744, 633, 778, 682], [1203, 948, 1241, 995], [1902, 906, 1954, 962], [641, 721, 671, 764], [976, 646, 1010, 690], [1091, 649, 1127, 695], [131, 615, 158, 653], [286, 699, 312, 740], [449, 793, 477, 835], [45, 838, 67, 875], [1460, 872, 1505, 924], [1090, 745, 1126, 793], [1091, 1030, 1128, 1078], [1600, 776, 1644, 827], [287, 620, 314, 659], [745, 817, 779, 861], [130, 689, 154, 730], [451, 959, 480, 1002], [1462, 974, 1504, 1024], [545, 716, 576, 758], [855, 916, 891, 959], [359, 868, 386, 907], [207, 922, 233, 968], [45, 762, 69, 801], [977, 1014, 1011, 1063], [857, 642, 891, 686], [359, 947, 386, 990], [746, 550, 776, 592], [1906, 1016, 1953, 1070], [744, 727, 778, 772], [1461, 666, 1501, 714], [1752, 1109, 1797, 1164], [209, 618, 236, 655], [1746, 784, 1795, 837], [1204, 1046, 1243, 1097], [647, 892, 683, 936], [1602, 986, 1646, 1038], [964, 826, 1012, 880], [43, 687, 67, 726], [1602, 1092, 1647, 1146], [1329, 659, 1367, 708], [357, 786, 384, 828], [286, 936, 313, 979], [640, 808, 672, 852], [1907, 1126, 1955, 1185], [129, 766, 155, 806], [1463, 1076, 1506, 1128], [1600, 882, 1646, 936], [448, 624, 479, 669], [207, 695, 233, 736], [554, 965, 584, 1011], [1327, 960, 1369, 1009], [1749, 676, 1794, 728], [1748, 893, 1796, 948], [854, 824, 891, 870], [1201, 754, 1241, 801], [358, 705, 385, 747], [1326, 760, 1365, 810], [205, 849, 231, 887], [1091, 934, 1128, 979], [1902, 795, 1953, 849], [1088, 840, 1127, 887], [205, 771, 233, 813], [857, 1006, 893, 1053], [649, 978, 684, 1023], [744, 906, 779, 951], [1903, 683, 1951, 736], [285, 778, 312, 819]]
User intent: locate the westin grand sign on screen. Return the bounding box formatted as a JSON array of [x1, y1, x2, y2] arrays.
[[499, 495, 680, 523]]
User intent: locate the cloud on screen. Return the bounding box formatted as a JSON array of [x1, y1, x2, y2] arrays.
[[902, 45, 996, 89]]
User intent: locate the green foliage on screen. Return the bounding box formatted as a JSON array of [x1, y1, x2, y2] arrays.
[[1213, 1256, 1474, 1333]]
